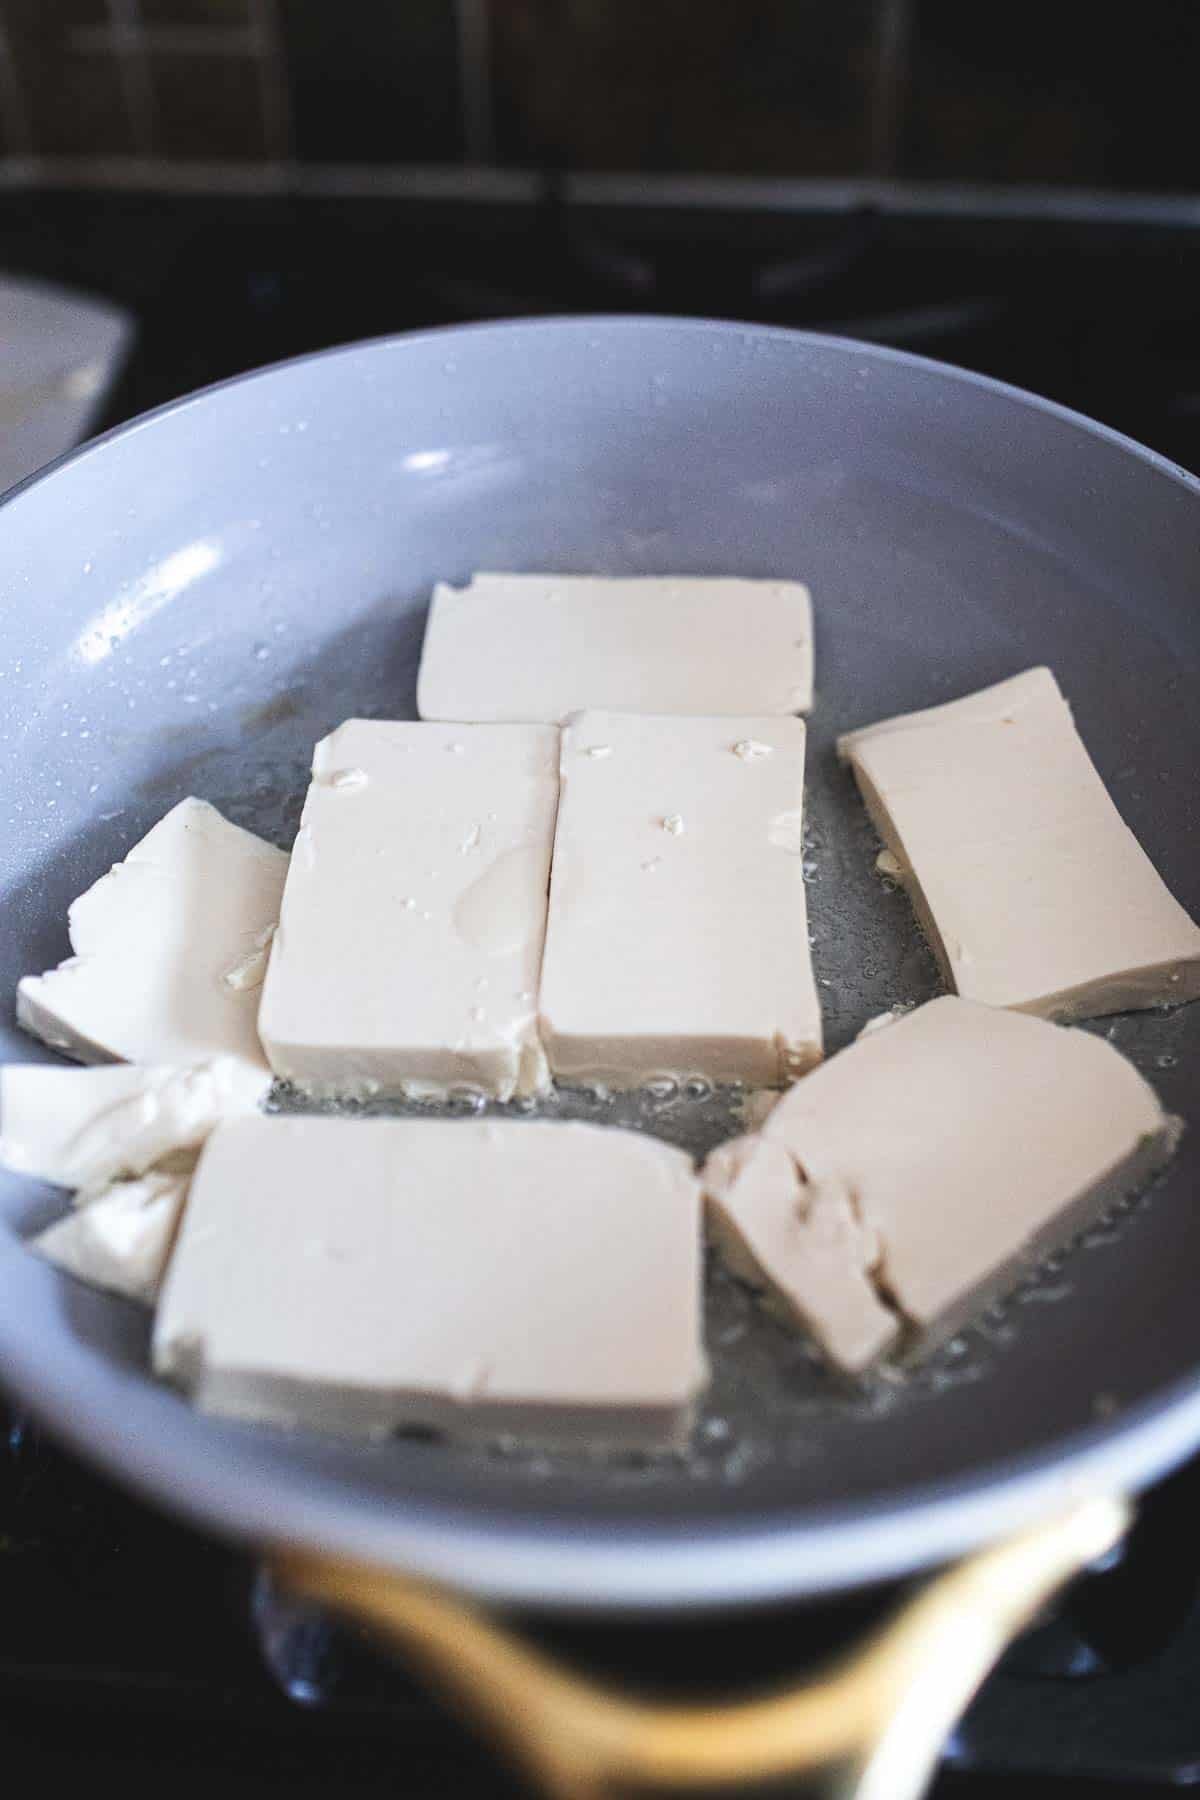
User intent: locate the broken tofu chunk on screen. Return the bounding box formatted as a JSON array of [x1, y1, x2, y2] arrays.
[[704, 1133, 899, 1369], [1, 1058, 267, 1194], [154, 1116, 706, 1448], [17, 799, 287, 1069], [703, 996, 1176, 1371], [839, 667, 1200, 1019], [33, 1168, 190, 1305]]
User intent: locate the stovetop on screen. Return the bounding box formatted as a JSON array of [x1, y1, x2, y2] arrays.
[[2, 176, 1200, 1796]]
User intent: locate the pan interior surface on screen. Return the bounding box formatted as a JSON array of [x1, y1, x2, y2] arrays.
[[0, 318, 1198, 1607]]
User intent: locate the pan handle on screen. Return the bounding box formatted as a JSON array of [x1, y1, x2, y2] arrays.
[[273, 1495, 1128, 1800]]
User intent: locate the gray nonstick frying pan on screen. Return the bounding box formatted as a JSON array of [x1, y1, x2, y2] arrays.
[[0, 318, 1197, 1796]]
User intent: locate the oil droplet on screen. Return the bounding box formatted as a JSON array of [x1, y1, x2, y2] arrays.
[[447, 1085, 486, 1115], [459, 823, 482, 854], [732, 739, 772, 761], [662, 814, 685, 836], [584, 744, 613, 759], [329, 767, 367, 791]]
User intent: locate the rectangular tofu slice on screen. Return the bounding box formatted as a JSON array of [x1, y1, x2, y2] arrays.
[[17, 799, 287, 1069], [703, 996, 1177, 1372], [257, 721, 559, 1099], [33, 1170, 190, 1305], [0, 1059, 266, 1194], [539, 712, 822, 1088], [154, 1117, 706, 1448], [417, 574, 814, 723], [839, 667, 1200, 1018]]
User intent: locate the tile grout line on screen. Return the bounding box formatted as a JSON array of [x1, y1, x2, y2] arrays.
[[0, 9, 33, 157], [249, 0, 293, 162], [455, 0, 494, 165], [869, 0, 914, 179], [106, 0, 156, 157], [72, 25, 260, 58]]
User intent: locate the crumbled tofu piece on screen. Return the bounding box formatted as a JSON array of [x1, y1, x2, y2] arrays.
[[417, 574, 814, 722], [839, 668, 1200, 1018], [17, 799, 287, 1067], [154, 1116, 706, 1448], [257, 721, 559, 1099], [704, 1134, 899, 1370], [1, 1058, 267, 1193], [703, 996, 1177, 1371], [539, 711, 822, 1087], [33, 1169, 190, 1305]]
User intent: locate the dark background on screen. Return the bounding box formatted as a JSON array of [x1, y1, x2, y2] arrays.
[[0, 0, 1197, 188]]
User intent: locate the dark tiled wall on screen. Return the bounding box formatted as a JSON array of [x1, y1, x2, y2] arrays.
[[0, 0, 1197, 188], [490, 0, 884, 176]]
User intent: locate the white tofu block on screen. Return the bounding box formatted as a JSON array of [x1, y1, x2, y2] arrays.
[[839, 668, 1200, 1019], [17, 799, 287, 1069], [704, 996, 1177, 1372], [539, 712, 822, 1087], [417, 574, 814, 723], [257, 721, 560, 1099], [34, 1169, 190, 1305], [154, 1117, 706, 1448], [0, 1058, 267, 1194]]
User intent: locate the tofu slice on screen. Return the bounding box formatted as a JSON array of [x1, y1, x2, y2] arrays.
[[33, 1169, 189, 1305], [417, 574, 814, 723], [1, 1059, 267, 1194], [18, 799, 287, 1068], [154, 1117, 706, 1448], [257, 721, 559, 1099], [839, 668, 1200, 1019], [703, 996, 1177, 1372], [539, 712, 822, 1087]]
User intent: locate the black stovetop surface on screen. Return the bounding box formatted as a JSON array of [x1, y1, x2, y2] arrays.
[[2, 178, 1200, 1796]]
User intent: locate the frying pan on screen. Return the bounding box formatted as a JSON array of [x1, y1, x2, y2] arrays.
[[0, 318, 1197, 1795]]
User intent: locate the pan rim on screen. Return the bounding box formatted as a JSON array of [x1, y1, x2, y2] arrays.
[[3, 312, 1199, 525], [1, 314, 1198, 1610], [3, 1275, 1200, 1611]]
